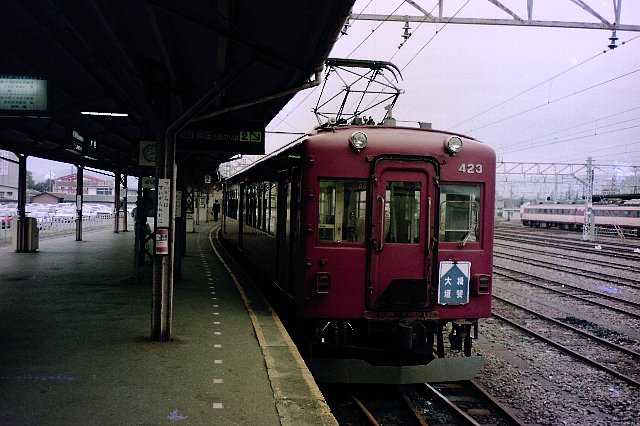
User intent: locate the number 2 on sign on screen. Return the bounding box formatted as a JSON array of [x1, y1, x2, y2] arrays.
[[459, 163, 483, 174]]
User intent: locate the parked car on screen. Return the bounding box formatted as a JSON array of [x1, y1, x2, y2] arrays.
[[28, 211, 54, 230], [0, 213, 12, 229]]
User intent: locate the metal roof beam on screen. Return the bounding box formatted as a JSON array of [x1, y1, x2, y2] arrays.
[[350, 14, 640, 32], [568, 0, 612, 27], [146, 0, 310, 74], [62, 1, 164, 132], [351, 0, 639, 32], [497, 161, 640, 176], [487, 0, 523, 22]]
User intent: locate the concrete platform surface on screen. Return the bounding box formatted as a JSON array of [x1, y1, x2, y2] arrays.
[[0, 225, 336, 425]]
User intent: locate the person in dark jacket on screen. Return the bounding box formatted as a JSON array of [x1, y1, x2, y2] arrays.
[[212, 200, 220, 222]]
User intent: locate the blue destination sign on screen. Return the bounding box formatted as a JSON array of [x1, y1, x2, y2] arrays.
[[177, 119, 265, 154], [438, 261, 470, 305]]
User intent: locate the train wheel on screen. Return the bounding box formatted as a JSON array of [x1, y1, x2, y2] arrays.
[[426, 332, 434, 356], [463, 328, 472, 357], [436, 324, 445, 358]]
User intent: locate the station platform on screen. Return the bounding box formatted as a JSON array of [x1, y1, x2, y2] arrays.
[[0, 224, 336, 425]]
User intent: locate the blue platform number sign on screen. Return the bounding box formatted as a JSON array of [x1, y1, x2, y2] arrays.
[[438, 261, 471, 305]]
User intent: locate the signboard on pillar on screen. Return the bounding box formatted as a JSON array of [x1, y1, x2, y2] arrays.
[[175, 191, 182, 218], [177, 119, 265, 154], [157, 178, 171, 228], [141, 176, 156, 189], [155, 228, 169, 255]]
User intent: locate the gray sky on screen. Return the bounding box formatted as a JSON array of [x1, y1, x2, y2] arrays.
[[28, 0, 640, 182], [267, 0, 640, 169]]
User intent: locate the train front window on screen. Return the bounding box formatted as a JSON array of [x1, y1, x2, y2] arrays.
[[440, 185, 481, 243], [385, 181, 421, 244], [318, 179, 367, 243]]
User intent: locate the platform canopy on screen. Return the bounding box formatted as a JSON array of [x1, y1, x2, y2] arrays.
[[0, 0, 354, 176]]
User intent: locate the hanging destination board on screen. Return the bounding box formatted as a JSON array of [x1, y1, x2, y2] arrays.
[[176, 119, 265, 154]]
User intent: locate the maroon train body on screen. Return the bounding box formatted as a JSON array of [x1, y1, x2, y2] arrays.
[[221, 124, 496, 383]]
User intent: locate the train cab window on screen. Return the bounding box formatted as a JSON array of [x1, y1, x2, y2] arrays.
[[385, 181, 421, 244], [318, 179, 367, 243], [439, 185, 481, 243]]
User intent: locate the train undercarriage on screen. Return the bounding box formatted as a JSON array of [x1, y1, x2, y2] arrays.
[[300, 317, 483, 384]]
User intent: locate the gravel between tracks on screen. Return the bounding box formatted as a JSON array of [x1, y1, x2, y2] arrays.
[[473, 317, 640, 425], [473, 224, 640, 425]]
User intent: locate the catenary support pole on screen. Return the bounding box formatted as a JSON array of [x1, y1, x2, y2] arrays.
[[75, 165, 83, 241], [151, 61, 251, 342], [14, 153, 28, 252], [114, 172, 121, 233]]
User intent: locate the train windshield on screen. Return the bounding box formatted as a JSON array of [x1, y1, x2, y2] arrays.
[[318, 179, 367, 243], [439, 185, 481, 243], [384, 181, 421, 244]]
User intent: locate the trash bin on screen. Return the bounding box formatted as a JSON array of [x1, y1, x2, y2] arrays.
[[12, 217, 39, 252]]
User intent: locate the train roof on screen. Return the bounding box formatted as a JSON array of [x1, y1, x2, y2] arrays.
[[225, 124, 491, 181], [523, 202, 640, 209]]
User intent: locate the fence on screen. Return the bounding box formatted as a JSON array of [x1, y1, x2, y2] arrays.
[[0, 215, 115, 246]]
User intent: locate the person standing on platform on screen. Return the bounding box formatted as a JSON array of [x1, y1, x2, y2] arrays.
[[212, 200, 220, 222]]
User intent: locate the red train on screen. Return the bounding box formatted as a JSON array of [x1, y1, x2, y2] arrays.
[[221, 123, 495, 383]]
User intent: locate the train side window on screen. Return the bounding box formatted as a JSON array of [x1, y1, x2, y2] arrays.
[[269, 182, 277, 235], [225, 187, 239, 220], [439, 185, 481, 243], [318, 179, 367, 243]]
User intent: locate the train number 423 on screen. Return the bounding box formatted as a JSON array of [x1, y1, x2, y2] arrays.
[[459, 163, 483, 173]]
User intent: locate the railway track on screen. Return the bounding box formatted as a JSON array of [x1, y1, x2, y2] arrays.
[[493, 225, 640, 245], [493, 266, 640, 319], [494, 229, 640, 258], [494, 241, 638, 273], [324, 382, 524, 425], [492, 295, 640, 389]]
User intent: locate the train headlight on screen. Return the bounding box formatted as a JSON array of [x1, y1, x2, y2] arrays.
[[349, 131, 368, 151], [444, 136, 463, 155]]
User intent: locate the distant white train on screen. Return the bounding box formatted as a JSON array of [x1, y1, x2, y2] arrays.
[[520, 201, 640, 237]]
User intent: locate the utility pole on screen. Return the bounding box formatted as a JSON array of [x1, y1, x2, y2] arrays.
[[582, 157, 595, 242]]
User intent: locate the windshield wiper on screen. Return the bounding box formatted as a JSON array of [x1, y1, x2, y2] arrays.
[[458, 229, 473, 248]]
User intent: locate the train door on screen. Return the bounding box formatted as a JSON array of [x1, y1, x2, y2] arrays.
[[276, 168, 300, 296], [369, 163, 436, 310]]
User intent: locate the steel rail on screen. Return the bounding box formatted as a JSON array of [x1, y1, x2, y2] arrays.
[[494, 251, 640, 289], [492, 312, 640, 389], [468, 380, 525, 426], [423, 383, 482, 425], [348, 392, 380, 426], [493, 295, 640, 360], [494, 267, 640, 316], [493, 231, 640, 261], [493, 241, 638, 273], [397, 387, 429, 426]]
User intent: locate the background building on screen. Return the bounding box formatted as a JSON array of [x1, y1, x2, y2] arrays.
[[0, 150, 18, 202], [54, 173, 114, 195]]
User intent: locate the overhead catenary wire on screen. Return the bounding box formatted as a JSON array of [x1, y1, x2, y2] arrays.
[[358, 1, 467, 114], [449, 34, 640, 131], [500, 123, 640, 156], [499, 115, 640, 154], [496, 105, 640, 151], [400, 0, 470, 72], [470, 67, 640, 133]]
